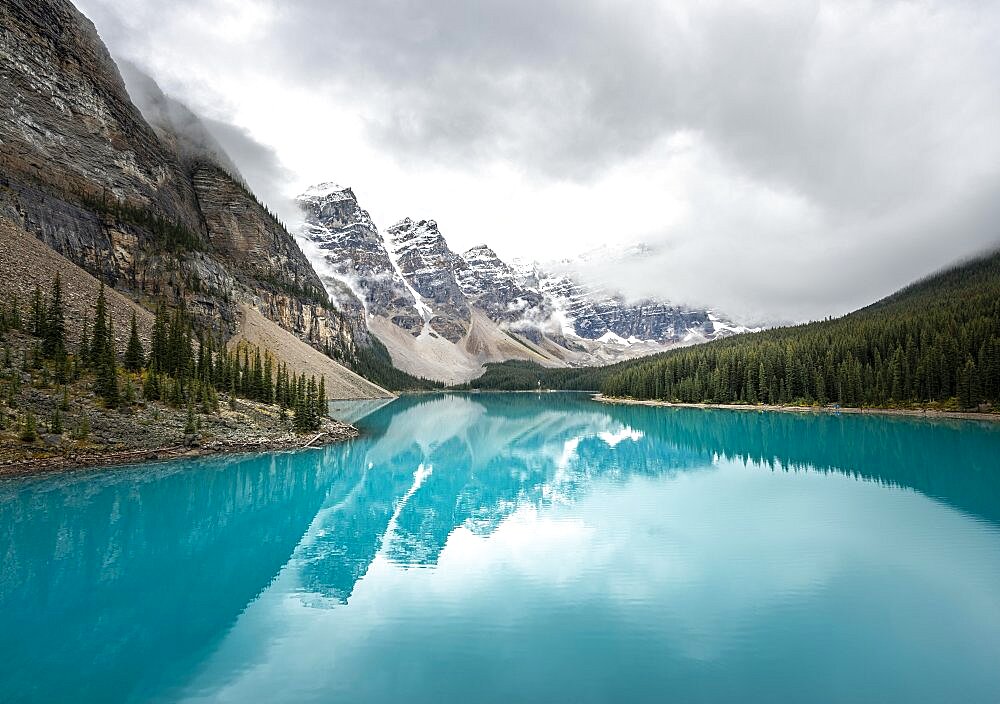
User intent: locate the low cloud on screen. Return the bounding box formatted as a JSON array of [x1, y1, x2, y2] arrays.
[[78, 0, 1000, 321]]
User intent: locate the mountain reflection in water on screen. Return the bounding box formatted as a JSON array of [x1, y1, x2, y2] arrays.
[[2, 393, 999, 704]]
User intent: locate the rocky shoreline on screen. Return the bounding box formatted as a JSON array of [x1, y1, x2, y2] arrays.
[[593, 395, 1000, 423], [0, 417, 358, 477]]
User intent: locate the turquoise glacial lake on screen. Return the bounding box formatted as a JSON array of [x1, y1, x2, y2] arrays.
[[2, 393, 1000, 703]]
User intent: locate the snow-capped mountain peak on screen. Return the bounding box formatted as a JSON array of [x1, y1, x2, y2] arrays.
[[296, 181, 754, 383], [296, 182, 353, 201]]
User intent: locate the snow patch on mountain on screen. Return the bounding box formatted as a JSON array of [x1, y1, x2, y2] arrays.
[[382, 226, 434, 329], [298, 182, 353, 200], [296, 180, 755, 384]]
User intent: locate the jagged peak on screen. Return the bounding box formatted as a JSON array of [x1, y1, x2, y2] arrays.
[[387, 217, 414, 231], [388, 217, 440, 231], [463, 244, 500, 259], [296, 182, 355, 202]]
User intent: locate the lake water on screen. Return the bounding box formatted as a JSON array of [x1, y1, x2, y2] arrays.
[[2, 393, 1000, 703]]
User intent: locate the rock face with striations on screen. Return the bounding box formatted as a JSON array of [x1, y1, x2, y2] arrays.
[[0, 0, 200, 232], [455, 245, 547, 325], [0, 0, 360, 361], [385, 218, 471, 342], [536, 271, 721, 343], [190, 166, 359, 350], [296, 184, 422, 335]]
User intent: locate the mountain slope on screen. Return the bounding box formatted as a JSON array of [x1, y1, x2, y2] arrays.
[[297, 184, 750, 383], [0, 0, 386, 399], [0, 218, 156, 354], [229, 306, 391, 400], [472, 249, 1000, 410]]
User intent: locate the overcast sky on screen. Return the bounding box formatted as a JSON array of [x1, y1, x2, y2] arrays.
[[77, 0, 1000, 323]]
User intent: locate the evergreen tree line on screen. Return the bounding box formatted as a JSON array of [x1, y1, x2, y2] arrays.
[[458, 359, 613, 392], [602, 251, 1000, 409], [348, 336, 442, 391], [22, 274, 329, 431], [465, 250, 1000, 411]]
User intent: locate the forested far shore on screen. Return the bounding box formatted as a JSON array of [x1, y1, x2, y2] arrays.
[[465, 249, 1000, 412]]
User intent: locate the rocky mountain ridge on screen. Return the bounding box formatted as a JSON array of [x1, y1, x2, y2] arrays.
[[296, 183, 420, 337], [297, 184, 751, 383], [385, 218, 471, 342], [0, 0, 370, 391]]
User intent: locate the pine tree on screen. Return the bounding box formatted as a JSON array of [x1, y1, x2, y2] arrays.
[[252, 350, 263, 400], [30, 285, 46, 339], [43, 272, 65, 358], [6, 294, 21, 331], [263, 354, 274, 404], [124, 311, 145, 371], [74, 413, 90, 441], [143, 361, 161, 401], [95, 335, 120, 410], [78, 316, 91, 367], [293, 373, 311, 432], [307, 376, 319, 429], [123, 375, 136, 404], [151, 303, 169, 372], [53, 348, 68, 385], [19, 411, 37, 443], [91, 284, 109, 363], [958, 357, 977, 409], [7, 373, 19, 408], [316, 376, 327, 418], [184, 399, 197, 435]]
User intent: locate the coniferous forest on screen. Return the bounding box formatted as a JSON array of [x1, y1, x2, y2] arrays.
[[468, 249, 1000, 411], [2, 274, 331, 437]]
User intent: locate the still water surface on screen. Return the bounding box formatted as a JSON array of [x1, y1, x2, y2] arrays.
[[2, 393, 1000, 703]]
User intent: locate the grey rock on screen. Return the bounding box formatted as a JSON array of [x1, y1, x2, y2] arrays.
[[0, 0, 362, 362], [296, 184, 421, 336], [385, 218, 471, 342]]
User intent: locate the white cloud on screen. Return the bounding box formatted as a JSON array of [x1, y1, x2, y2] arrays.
[[78, 0, 1000, 322]]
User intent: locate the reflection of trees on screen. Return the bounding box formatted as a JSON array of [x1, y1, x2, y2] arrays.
[[0, 451, 335, 703], [300, 394, 1000, 607], [3, 393, 996, 702], [601, 404, 1000, 526]]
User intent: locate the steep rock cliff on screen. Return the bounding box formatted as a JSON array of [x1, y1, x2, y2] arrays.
[[385, 218, 471, 342], [0, 0, 363, 367], [0, 0, 200, 230], [296, 184, 421, 335], [191, 166, 359, 353]]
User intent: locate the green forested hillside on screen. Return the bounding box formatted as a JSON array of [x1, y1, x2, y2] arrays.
[[467, 249, 1000, 410], [459, 359, 630, 392], [348, 337, 443, 392]]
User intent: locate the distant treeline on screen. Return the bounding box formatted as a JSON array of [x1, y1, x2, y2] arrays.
[[346, 335, 442, 392], [467, 250, 1000, 411], [456, 360, 618, 392]]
